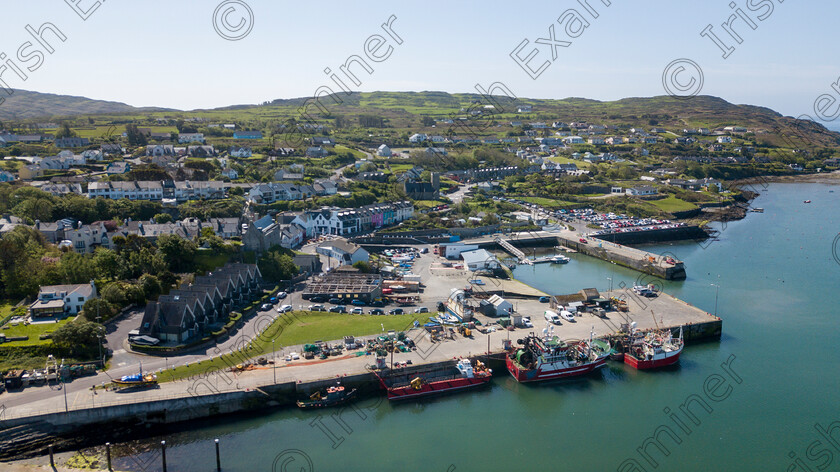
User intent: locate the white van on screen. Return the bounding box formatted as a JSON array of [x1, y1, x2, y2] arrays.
[[544, 310, 562, 325]]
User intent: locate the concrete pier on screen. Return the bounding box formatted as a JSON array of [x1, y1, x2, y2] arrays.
[[467, 230, 687, 280]]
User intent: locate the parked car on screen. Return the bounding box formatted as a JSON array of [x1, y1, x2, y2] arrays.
[[329, 305, 347, 313], [421, 247, 429, 253], [414, 307, 429, 313], [522, 316, 534, 328], [539, 296, 551, 303], [389, 308, 404, 315], [308, 295, 328, 303], [269, 297, 278, 304], [351, 300, 366, 306], [260, 303, 272, 311], [370, 300, 384, 307], [329, 298, 343, 304], [308, 304, 326, 312], [350, 307, 364, 314], [276, 291, 287, 300], [278, 304, 292, 313], [369, 308, 385, 315]]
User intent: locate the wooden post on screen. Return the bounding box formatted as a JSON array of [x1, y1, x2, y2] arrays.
[[215, 438, 221, 471], [106, 442, 112, 470], [161, 440, 167, 472], [48, 444, 54, 467]]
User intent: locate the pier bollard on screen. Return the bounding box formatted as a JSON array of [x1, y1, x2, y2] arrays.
[[161, 440, 167, 472], [106, 442, 112, 470], [48, 444, 54, 467], [215, 438, 221, 471]]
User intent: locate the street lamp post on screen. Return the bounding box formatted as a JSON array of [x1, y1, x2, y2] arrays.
[[61, 358, 68, 413], [96, 315, 103, 365], [711, 283, 720, 317], [272, 339, 276, 384]]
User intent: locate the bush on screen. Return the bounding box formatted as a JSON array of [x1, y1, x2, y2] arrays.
[[224, 321, 235, 330], [211, 329, 227, 337], [229, 312, 242, 322]]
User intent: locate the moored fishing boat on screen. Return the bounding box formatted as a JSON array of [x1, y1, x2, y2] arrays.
[[375, 359, 492, 400], [624, 326, 683, 369], [297, 382, 357, 409], [551, 254, 570, 264], [506, 327, 610, 382]]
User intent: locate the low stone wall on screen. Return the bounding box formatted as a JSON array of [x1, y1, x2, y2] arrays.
[[590, 226, 708, 245]]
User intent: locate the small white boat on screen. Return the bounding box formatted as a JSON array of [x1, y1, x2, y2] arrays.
[[551, 255, 570, 264]]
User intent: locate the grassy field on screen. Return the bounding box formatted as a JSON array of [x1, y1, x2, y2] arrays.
[[648, 196, 699, 213], [156, 311, 428, 383], [519, 196, 579, 209], [0, 317, 73, 347]]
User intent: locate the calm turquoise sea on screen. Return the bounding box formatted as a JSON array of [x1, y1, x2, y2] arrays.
[[112, 183, 840, 472]]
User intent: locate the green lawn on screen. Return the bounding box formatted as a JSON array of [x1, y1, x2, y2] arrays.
[[0, 300, 16, 322], [389, 163, 413, 173], [195, 251, 231, 272], [648, 196, 699, 213], [156, 311, 429, 383], [334, 144, 366, 159], [0, 317, 73, 346], [414, 200, 445, 209]]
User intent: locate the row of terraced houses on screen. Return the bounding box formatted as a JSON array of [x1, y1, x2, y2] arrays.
[[138, 263, 263, 343]]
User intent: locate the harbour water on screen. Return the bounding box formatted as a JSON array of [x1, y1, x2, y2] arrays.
[[111, 183, 840, 471]]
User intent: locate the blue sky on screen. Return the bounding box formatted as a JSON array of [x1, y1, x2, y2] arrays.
[[1, 0, 838, 120]]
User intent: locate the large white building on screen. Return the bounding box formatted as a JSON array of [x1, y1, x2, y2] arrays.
[[460, 249, 501, 272], [29, 281, 97, 318], [316, 239, 370, 267]]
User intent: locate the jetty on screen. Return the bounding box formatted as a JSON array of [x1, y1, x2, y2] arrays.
[[471, 229, 687, 280]]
